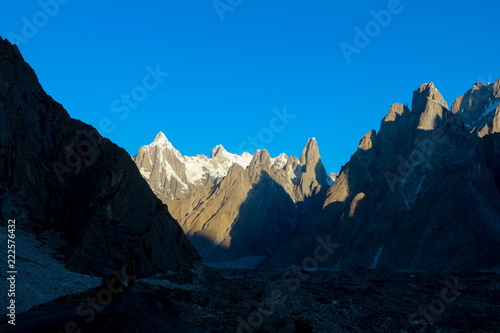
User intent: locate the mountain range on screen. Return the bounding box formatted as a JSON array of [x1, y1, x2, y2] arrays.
[[134, 81, 500, 271], [265, 81, 500, 271], [1, 35, 500, 332], [134, 133, 331, 262]]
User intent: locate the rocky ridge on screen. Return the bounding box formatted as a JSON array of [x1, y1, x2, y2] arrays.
[[262, 81, 500, 271], [135, 134, 330, 262]]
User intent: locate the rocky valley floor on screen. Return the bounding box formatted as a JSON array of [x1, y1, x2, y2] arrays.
[[2, 265, 500, 332]]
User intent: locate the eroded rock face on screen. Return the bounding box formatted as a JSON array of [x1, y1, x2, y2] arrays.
[[0, 37, 201, 277], [262, 81, 500, 272], [295, 138, 329, 202], [169, 163, 298, 262], [171, 141, 330, 262], [452, 80, 500, 137], [136, 134, 330, 262]]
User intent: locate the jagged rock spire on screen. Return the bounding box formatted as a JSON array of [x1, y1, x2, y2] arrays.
[[412, 83, 449, 130]]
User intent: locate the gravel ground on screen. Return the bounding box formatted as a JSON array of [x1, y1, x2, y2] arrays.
[[1, 232, 499, 332], [145, 266, 500, 332]]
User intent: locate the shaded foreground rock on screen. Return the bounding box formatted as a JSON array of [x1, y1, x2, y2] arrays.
[[1, 287, 216, 333], [0, 37, 201, 276], [2, 268, 499, 332]]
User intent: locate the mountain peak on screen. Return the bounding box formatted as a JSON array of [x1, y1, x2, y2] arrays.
[[300, 137, 320, 165], [150, 131, 176, 151], [451, 80, 500, 128], [412, 83, 450, 130], [383, 103, 409, 122], [211, 144, 227, 158], [412, 82, 448, 113], [272, 152, 289, 169], [247, 149, 272, 171], [295, 138, 328, 199], [154, 131, 167, 141]]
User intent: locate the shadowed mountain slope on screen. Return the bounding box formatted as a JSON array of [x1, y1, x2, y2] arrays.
[[0, 37, 200, 277]]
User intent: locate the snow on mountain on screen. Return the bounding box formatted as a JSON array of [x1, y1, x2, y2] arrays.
[[151, 131, 175, 150], [271, 153, 289, 169], [465, 98, 500, 130], [327, 173, 338, 185], [210, 144, 253, 173], [135, 133, 260, 201], [135, 132, 336, 204], [138, 132, 304, 188]]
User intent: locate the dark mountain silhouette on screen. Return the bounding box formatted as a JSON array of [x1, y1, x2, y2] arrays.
[[0, 37, 201, 277]]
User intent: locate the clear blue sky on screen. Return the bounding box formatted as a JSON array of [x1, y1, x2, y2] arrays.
[[1, 0, 499, 173]]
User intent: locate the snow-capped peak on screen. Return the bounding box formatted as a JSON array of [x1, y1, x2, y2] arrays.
[[154, 131, 167, 141], [135, 133, 332, 203], [151, 131, 175, 150], [185, 146, 253, 185], [139, 132, 255, 189]]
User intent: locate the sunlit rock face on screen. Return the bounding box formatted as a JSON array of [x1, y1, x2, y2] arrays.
[[135, 135, 330, 262]]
